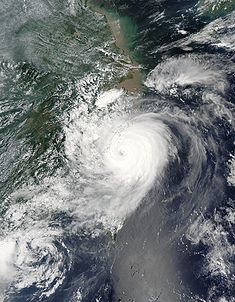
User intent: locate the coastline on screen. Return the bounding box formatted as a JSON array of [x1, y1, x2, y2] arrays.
[[89, 1, 142, 93]]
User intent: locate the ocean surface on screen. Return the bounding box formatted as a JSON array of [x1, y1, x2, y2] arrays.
[[0, 0, 234, 301]]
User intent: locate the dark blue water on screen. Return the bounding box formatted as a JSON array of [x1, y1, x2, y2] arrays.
[[0, 0, 234, 302]]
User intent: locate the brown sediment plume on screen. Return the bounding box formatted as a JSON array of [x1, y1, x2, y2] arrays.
[[89, 1, 141, 93]]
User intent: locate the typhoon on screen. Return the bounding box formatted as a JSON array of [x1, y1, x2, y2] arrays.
[[65, 107, 177, 226], [0, 0, 234, 302]]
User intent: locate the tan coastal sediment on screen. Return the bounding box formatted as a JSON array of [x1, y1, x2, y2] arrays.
[[89, 1, 141, 93]]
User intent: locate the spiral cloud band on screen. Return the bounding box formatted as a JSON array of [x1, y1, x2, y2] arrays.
[[64, 108, 177, 226], [101, 114, 173, 186]]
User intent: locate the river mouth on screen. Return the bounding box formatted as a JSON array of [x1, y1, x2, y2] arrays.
[[0, 1, 234, 302], [89, 0, 142, 93]]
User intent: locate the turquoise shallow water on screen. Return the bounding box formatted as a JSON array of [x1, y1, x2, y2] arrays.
[[0, 1, 234, 302]]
